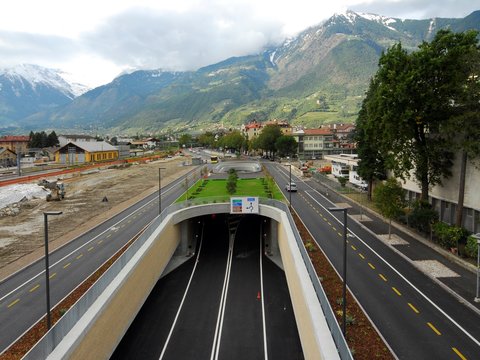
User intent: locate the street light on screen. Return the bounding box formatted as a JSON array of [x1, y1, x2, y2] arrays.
[[288, 164, 292, 209], [43, 211, 63, 330], [158, 167, 165, 215], [328, 207, 348, 336], [472, 233, 480, 303]]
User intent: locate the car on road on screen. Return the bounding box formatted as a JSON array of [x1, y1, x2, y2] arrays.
[[285, 182, 297, 192]]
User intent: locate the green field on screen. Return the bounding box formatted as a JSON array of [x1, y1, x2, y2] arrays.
[[176, 178, 284, 203]]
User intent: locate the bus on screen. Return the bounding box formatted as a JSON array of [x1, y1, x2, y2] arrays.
[[210, 156, 218, 164]]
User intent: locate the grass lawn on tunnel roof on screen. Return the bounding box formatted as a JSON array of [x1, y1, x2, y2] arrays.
[[176, 178, 284, 202]]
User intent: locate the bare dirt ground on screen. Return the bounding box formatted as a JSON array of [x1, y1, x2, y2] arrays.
[[0, 158, 193, 280]]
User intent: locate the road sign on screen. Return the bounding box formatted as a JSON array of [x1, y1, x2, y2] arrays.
[[230, 197, 259, 214]]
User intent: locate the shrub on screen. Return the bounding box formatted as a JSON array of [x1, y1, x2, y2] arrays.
[[465, 235, 479, 259], [432, 222, 469, 250], [338, 177, 347, 187], [409, 200, 438, 234]]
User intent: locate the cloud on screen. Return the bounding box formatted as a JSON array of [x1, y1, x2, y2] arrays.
[[82, 4, 286, 72], [0, 31, 79, 66], [349, 0, 479, 19]]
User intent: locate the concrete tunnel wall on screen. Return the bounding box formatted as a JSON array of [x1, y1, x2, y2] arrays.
[[43, 204, 340, 360]]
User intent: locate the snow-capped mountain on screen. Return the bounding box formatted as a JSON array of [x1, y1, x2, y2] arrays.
[[0, 64, 89, 98], [0, 64, 89, 127]]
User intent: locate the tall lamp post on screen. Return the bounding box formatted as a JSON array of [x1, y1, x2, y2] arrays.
[[158, 167, 165, 215], [43, 211, 62, 330], [288, 164, 292, 209], [472, 233, 480, 303], [328, 207, 348, 336]]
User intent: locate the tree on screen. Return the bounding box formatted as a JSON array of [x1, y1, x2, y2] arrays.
[[366, 31, 473, 200], [197, 132, 216, 148], [46, 131, 59, 147], [178, 133, 193, 148], [226, 169, 238, 194], [355, 78, 387, 200], [373, 178, 405, 239], [275, 135, 298, 158], [218, 131, 244, 154], [438, 30, 480, 226], [256, 125, 282, 158]]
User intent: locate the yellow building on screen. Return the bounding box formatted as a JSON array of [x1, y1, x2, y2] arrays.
[[55, 141, 119, 164]]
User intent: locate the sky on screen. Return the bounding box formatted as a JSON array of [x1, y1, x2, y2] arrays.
[[0, 0, 477, 88]]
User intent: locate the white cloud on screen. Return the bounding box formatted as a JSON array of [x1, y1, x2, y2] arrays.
[[0, 0, 477, 87]]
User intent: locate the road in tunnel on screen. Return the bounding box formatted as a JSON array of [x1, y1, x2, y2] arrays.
[[111, 214, 303, 360]]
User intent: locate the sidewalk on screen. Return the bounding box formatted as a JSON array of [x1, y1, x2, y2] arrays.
[[305, 174, 480, 315]]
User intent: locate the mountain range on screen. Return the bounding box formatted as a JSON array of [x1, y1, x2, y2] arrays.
[[1, 10, 479, 135]]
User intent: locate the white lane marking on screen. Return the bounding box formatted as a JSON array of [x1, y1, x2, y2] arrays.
[[159, 223, 204, 360], [260, 227, 268, 360], [303, 190, 480, 348], [211, 233, 235, 360], [0, 179, 182, 303]]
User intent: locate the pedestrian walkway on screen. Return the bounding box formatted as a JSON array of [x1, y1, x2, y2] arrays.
[[305, 175, 480, 314]]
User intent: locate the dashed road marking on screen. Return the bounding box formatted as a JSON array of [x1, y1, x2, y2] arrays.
[[452, 347, 467, 360], [88, 246, 94, 252], [7, 299, 20, 308], [76, 254, 83, 260], [351, 245, 357, 251], [63, 262, 71, 269], [358, 253, 365, 260], [392, 287, 402, 296], [368, 262, 376, 270], [408, 303, 419, 314], [427, 322, 441, 336], [29, 284, 40, 292], [49, 273, 56, 279], [379, 274, 387, 282]]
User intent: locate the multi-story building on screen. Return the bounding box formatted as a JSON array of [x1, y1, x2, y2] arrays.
[[0, 135, 29, 154], [293, 128, 346, 159], [241, 120, 263, 140], [58, 134, 96, 146]]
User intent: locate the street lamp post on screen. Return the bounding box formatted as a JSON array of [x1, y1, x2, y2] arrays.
[[289, 164, 292, 209], [472, 233, 480, 303], [328, 207, 348, 336], [43, 211, 63, 330], [158, 167, 165, 215]]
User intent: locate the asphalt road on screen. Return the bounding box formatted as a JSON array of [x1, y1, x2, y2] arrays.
[[266, 162, 480, 360], [112, 214, 303, 360], [0, 167, 200, 353]]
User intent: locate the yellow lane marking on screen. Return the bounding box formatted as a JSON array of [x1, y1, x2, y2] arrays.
[[327, 221, 331, 226], [427, 322, 441, 336], [29, 284, 40, 292], [332, 226, 337, 231], [88, 246, 94, 252], [358, 253, 365, 260], [392, 287, 402, 296], [98, 239, 104, 244], [452, 347, 467, 360], [368, 263, 376, 270], [106, 234, 112, 238], [337, 232, 343, 237], [121, 224, 126, 228], [127, 219, 132, 223], [351, 245, 357, 251], [49, 273, 56, 279], [63, 262, 71, 269], [408, 303, 419, 314], [379, 274, 387, 282], [76, 254, 83, 260], [8, 299, 20, 308]]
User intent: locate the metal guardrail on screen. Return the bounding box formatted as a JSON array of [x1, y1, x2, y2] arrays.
[[23, 198, 351, 360]]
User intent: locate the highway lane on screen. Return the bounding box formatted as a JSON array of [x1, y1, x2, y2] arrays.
[[112, 214, 303, 360], [266, 162, 480, 359], [0, 166, 201, 353]]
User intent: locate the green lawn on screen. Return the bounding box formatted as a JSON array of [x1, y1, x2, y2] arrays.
[[176, 178, 284, 203]]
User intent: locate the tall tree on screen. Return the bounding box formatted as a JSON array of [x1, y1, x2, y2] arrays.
[[373, 178, 405, 239], [355, 77, 387, 200], [275, 135, 298, 158], [256, 125, 282, 158], [438, 30, 480, 226]]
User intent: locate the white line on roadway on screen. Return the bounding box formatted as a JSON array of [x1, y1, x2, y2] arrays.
[[159, 222, 205, 360], [0, 180, 180, 303], [303, 189, 480, 348]]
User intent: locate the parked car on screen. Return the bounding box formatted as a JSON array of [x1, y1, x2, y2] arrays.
[[285, 182, 297, 192]]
